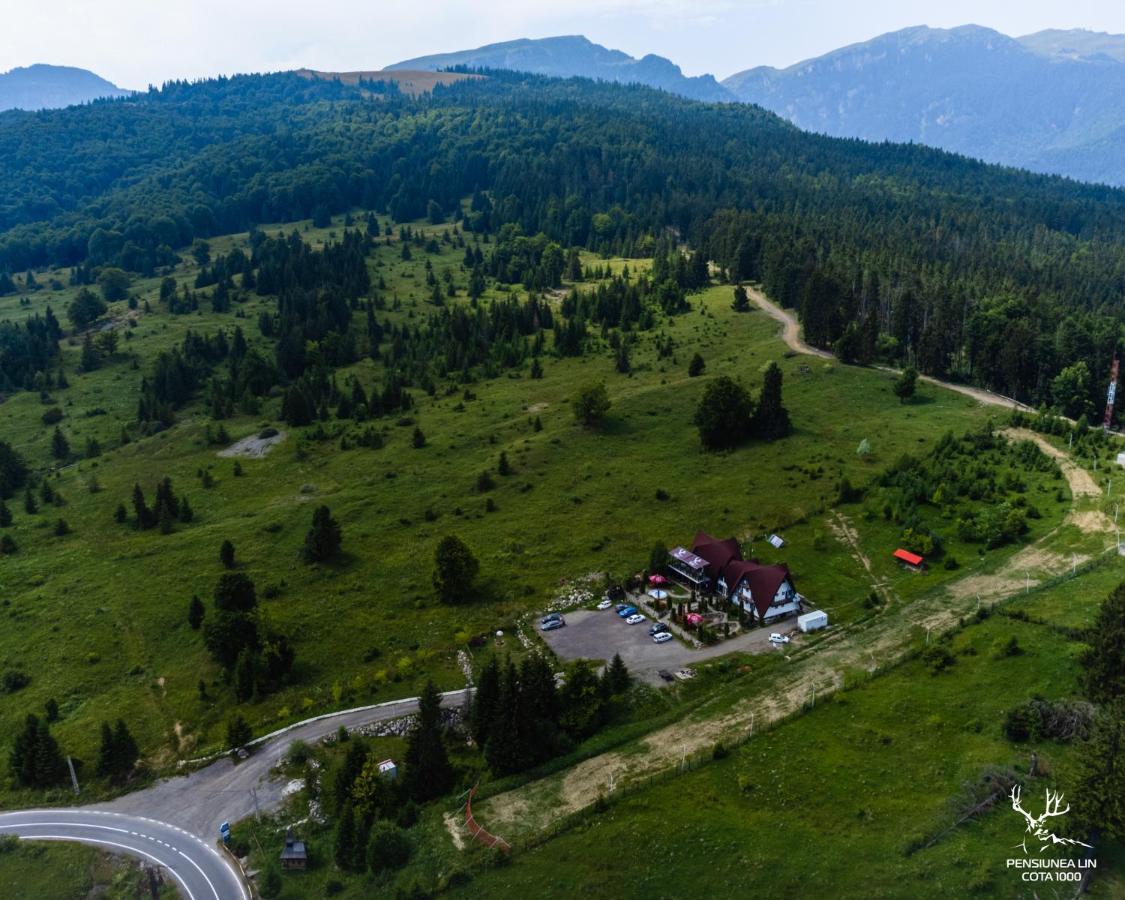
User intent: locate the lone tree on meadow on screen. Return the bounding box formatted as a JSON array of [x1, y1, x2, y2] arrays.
[[694, 376, 753, 451], [220, 539, 236, 569], [573, 381, 611, 428], [9, 714, 66, 788], [303, 505, 342, 563], [187, 594, 205, 630], [752, 362, 791, 440], [432, 534, 479, 603], [894, 367, 918, 403], [688, 353, 706, 377], [731, 284, 750, 312]]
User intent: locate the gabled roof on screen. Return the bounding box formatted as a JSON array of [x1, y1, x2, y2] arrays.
[[894, 548, 924, 566], [723, 560, 793, 617], [692, 532, 743, 580]]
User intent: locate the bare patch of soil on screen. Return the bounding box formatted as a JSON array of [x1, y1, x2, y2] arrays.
[[218, 431, 286, 458]]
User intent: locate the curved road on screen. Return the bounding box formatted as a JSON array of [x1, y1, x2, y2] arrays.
[[746, 286, 1035, 413], [0, 809, 246, 900], [1, 689, 469, 899]]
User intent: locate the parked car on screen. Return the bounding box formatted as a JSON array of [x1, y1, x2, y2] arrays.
[[617, 605, 638, 618], [649, 622, 669, 636], [615, 603, 630, 614], [596, 599, 613, 610], [541, 618, 566, 632], [541, 613, 563, 625], [657, 669, 675, 682], [769, 632, 790, 644], [652, 631, 673, 644], [625, 613, 645, 625]]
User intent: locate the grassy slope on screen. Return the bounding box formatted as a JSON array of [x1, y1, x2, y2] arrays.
[[0, 214, 1072, 810], [462, 561, 1125, 899], [0, 839, 176, 899]]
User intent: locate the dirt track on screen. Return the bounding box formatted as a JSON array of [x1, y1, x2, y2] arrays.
[[475, 424, 1113, 840], [746, 287, 1035, 413]]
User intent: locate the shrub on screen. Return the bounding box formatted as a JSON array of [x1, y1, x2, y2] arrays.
[[1, 670, 30, 693], [366, 822, 412, 874]]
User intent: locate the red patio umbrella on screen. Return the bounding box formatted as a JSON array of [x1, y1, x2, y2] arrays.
[[649, 574, 668, 585]]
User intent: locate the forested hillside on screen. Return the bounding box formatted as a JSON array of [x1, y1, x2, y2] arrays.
[[1, 69, 1123, 411]]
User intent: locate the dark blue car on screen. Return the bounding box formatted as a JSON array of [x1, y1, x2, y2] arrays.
[[617, 605, 637, 618]]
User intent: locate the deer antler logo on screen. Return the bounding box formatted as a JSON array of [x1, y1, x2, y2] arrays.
[[1009, 785, 1092, 854]]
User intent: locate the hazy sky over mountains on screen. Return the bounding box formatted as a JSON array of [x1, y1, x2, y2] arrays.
[[4, 0, 1125, 87]]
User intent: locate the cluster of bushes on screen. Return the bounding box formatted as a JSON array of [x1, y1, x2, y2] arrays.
[[853, 427, 1059, 557], [1002, 697, 1096, 743]]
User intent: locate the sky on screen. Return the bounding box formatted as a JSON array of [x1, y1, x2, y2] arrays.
[[4, 0, 1125, 87]]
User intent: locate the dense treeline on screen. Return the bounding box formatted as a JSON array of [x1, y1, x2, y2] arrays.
[[0, 309, 62, 391], [1, 70, 1123, 408]]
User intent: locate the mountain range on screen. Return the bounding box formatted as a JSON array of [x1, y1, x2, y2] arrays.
[[389, 27, 1125, 186], [0, 64, 131, 112], [388, 35, 731, 102]]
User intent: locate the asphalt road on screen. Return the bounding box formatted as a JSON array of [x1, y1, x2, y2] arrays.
[[90, 689, 470, 840], [1, 689, 470, 899], [0, 809, 246, 900]]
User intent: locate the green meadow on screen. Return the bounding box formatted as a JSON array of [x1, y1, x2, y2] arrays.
[[0, 212, 1079, 815], [461, 558, 1125, 900]]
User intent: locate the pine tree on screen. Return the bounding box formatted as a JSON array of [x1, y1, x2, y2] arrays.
[[44, 698, 59, 722], [606, 653, 631, 695], [303, 505, 342, 562], [0, 499, 10, 527], [131, 484, 152, 529], [335, 801, 358, 870], [334, 740, 369, 815], [688, 352, 706, 377], [179, 495, 193, 522], [220, 539, 236, 569], [51, 427, 69, 460], [432, 534, 479, 603], [24, 486, 37, 514], [470, 655, 500, 747], [731, 284, 750, 312], [1072, 700, 1124, 843], [753, 362, 791, 441], [188, 595, 205, 630], [694, 376, 753, 451], [412, 427, 426, 449], [96, 722, 115, 776], [113, 502, 127, 524], [1081, 582, 1125, 704], [112, 720, 138, 774], [894, 367, 918, 403], [225, 715, 252, 748], [485, 659, 526, 775], [498, 451, 511, 476], [403, 680, 454, 802]]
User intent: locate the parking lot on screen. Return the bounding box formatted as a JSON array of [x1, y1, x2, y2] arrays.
[[539, 608, 790, 685]]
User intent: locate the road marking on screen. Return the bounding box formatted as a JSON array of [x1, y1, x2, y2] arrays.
[[0, 820, 230, 900], [6, 835, 197, 900]]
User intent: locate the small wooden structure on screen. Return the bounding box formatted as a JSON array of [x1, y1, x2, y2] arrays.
[[279, 828, 307, 871]]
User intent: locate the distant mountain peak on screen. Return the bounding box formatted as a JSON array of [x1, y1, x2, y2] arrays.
[[388, 34, 733, 103], [721, 24, 1125, 186], [0, 63, 131, 112]]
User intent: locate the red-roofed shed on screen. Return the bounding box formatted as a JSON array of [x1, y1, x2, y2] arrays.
[[894, 548, 924, 569]]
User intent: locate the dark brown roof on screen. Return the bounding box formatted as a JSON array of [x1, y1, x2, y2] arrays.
[[692, 532, 743, 581], [722, 560, 793, 617]]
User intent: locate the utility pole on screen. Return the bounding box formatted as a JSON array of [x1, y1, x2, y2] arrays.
[[250, 786, 261, 822], [66, 756, 80, 796]]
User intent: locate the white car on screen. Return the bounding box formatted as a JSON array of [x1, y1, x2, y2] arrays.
[[596, 598, 613, 610], [769, 633, 790, 644], [625, 613, 646, 625], [652, 631, 673, 644]]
